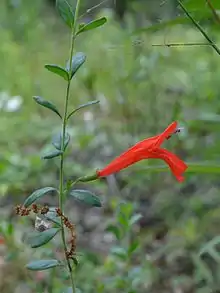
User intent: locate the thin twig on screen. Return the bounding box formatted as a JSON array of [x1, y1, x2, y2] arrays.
[[178, 0, 220, 56], [79, 0, 108, 19], [152, 42, 211, 47], [206, 0, 220, 25]]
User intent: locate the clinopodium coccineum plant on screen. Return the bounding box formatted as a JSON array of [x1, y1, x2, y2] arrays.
[[16, 0, 187, 292]]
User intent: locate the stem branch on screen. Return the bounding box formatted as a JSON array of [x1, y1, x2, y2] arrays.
[[59, 1, 82, 292], [206, 0, 220, 25], [178, 0, 220, 56]]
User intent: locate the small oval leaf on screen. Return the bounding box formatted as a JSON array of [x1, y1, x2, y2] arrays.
[[27, 228, 60, 248], [24, 187, 58, 207], [67, 100, 99, 120], [33, 96, 62, 118], [26, 259, 59, 271], [66, 52, 86, 79], [76, 17, 107, 35], [71, 256, 79, 267], [128, 239, 140, 255], [110, 247, 127, 260], [45, 208, 61, 226], [56, 0, 74, 28], [45, 64, 69, 81], [106, 224, 121, 240], [129, 214, 143, 226], [52, 132, 70, 151], [42, 149, 63, 159], [70, 189, 102, 207]]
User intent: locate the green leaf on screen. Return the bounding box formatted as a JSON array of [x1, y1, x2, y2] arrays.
[[45, 209, 61, 226], [110, 246, 127, 260], [52, 132, 70, 151], [71, 256, 79, 267], [56, 0, 74, 28], [128, 239, 140, 255], [24, 187, 58, 207], [70, 189, 102, 207], [26, 259, 59, 271], [42, 149, 63, 159], [129, 213, 143, 226], [33, 96, 62, 119], [7, 223, 14, 235], [118, 213, 128, 229], [116, 202, 133, 229], [76, 17, 107, 35], [44, 64, 69, 81], [184, 0, 220, 16], [193, 254, 214, 284], [199, 236, 220, 256], [66, 52, 86, 79], [67, 100, 99, 120], [106, 224, 121, 240], [27, 228, 60, 248], [78, 23, 85, 30]]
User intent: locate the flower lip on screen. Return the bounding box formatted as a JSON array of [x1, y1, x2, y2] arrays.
[[167, 126, 184, 140], [152, 121, 178, 149]]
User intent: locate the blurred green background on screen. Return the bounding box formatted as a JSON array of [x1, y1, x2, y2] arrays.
[[1, 0, 220, 292]]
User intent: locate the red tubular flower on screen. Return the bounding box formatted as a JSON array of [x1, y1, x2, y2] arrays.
[[97, 121, 187, 182]]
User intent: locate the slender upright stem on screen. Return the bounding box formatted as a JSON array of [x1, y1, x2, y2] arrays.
[[206, 0, 220, 25], [178, 0, 220, 56], [59, 1, 82, 292]]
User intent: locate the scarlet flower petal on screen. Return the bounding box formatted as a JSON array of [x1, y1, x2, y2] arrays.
[[97, 121, 187, 182], [151, 148, 188, 182], [153, 121, 178, 148], [97, 152, 139, 177]]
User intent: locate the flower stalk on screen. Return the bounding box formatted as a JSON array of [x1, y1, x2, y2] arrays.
[[59, 1, 82, 292]]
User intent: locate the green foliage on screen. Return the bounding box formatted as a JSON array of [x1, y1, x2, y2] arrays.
[[33, 96, 62, 119], [44, 64, 69, 81], [45, 208, 62, 226], [26, 228, 60, 248], [67, 100, 99, 120], [69, 189, 102, 207], [67, 52, 87, 79], [42, 149, 63, 159], [24, 187, 58, 207], [76, 17, 107, 35], [26, 259, 60, 271], [184, 0, 220, 14], [52, 132, 70, 151], [95, 201, 145, 292], [56, 0, 75, 28]]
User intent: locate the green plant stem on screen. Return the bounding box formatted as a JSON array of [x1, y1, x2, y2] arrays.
[[178, 0, 220, 56], [59, 1, 82, 292], [48, 268, 55, 293], [206, 0, 220, 25], [152, 42, 210, 47]]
